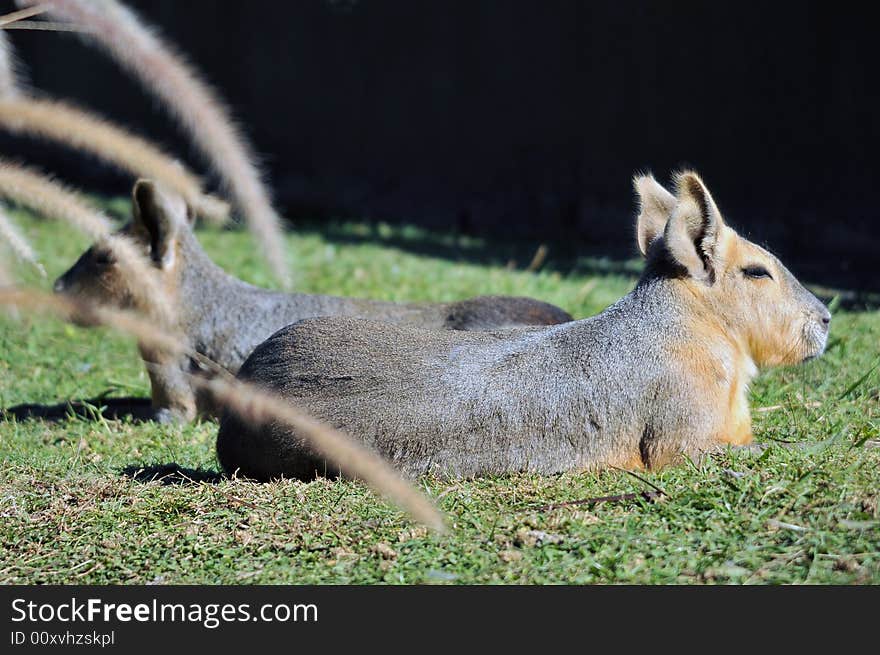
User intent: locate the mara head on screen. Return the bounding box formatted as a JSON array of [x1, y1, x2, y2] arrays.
[[53, 179, 194, 318], [634, 170, 831, 367]]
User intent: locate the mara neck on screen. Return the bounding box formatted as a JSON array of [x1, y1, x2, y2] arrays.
[[634, 273, 757, 383], [175, 233, 280, 316]]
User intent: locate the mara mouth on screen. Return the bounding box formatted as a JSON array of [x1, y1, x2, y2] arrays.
[[798, 326, 829, 364], [800, 342, 827, 363]]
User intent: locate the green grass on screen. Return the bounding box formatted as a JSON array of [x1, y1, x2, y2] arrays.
[[1, 209, 878, 584]]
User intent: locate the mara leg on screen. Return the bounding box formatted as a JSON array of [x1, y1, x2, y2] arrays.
[[140, 347, 197, 423], [715, 381, 753, 446]]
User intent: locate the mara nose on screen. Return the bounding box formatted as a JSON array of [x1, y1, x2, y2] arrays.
[[53, 277, 65, 293]]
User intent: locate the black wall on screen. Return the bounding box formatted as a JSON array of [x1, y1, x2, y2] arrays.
[[4, 1, 878, 289]]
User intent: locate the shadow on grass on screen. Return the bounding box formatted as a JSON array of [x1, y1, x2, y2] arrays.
[[296, 219, 880, 310], [2, 396, 155, 423], [303, 220, 645, 279], [121, 463, 224, 485]]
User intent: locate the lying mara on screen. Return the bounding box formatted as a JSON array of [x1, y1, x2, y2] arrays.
[[217, 171, 831, 480]]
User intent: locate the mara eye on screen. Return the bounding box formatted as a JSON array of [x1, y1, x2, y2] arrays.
[[742, 265, 772, 280], [93, 251, 116, 266]]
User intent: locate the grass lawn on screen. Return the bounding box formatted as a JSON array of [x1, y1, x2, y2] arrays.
[[1, 206, 878, 584]]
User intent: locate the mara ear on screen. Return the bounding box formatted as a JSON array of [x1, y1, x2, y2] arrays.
[[664, 171, 726, 283], [131, 179, 186, 269], [633, 174, 676, 256], [184, 202, 198, 227]]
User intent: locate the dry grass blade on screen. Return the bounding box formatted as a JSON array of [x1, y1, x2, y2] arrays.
[[0, 288, 183, 357], [3, 20, 92, 32], [0, 160, 173, 324], [201, 378, 447, 533], [101, 233, 175, 326], [0, 254, 12, 286], [0, 29, 22, 99], [0, 159, 110, 237], [526, 244, 548, 272], [22, 0, 291, 287], [0, 287, 446, 532], [530, 491, 663, 513], [0, 5, 49, 26], [756, 401, 822, 413], [608, 464, 669, 497], [0, 204, 44, 276], [0, 98, 229, 223]]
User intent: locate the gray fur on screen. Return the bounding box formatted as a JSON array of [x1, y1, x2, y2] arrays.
[[162, 228, 571, 369], [217, 172, 832, 480], [217, 279, 710, 480], [53, 181, 571, 421]]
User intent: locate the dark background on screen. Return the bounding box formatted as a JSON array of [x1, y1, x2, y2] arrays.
[[3, 0, 877, 290]]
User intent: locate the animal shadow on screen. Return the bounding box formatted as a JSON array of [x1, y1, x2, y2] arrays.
[[121, 462, 224, 486], [3, 396, 155, 423]]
